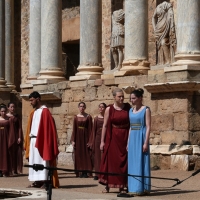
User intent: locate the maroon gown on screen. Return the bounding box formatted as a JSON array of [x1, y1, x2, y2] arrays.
[[8, 114, 23, 174], [71, 115, 93, 175], [93, 116, 104, 176], [99, 103, 130, 188], [0, 119, 10, 175]]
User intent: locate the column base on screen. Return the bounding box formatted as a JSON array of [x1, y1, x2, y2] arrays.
[[73, 65, 103, 80], [115, 59, 150, 76], [6, 82, 16, 91], [38, 69, 66, 81], [0, 79, 7, 88], [172, 54, 200, 67]]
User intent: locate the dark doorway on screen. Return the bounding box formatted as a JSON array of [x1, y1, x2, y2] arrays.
[[62, 41, 80, 80]]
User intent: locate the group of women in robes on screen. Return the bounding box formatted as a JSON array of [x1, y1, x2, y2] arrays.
[[70, 102, 107, 179], [0, 103, 23, 177], [71, 87, 151, 196]]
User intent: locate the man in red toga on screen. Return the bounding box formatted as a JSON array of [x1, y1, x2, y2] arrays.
[[24, 91, 59, 188]]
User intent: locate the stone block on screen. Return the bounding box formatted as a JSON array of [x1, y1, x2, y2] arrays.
[[70, 80, 87, 88], [57, 152, 74, 166], [171, 155, 189, 171], [104, 79, 116, 86], [150, 145, 193, 155], [193, 145, 200, 155], [84, 87, 97, 101], [151, 114, 174, 131], [88, 80, 95, 87], [143, 98, 158, 113], [160, 131, 189, 145], [33, 84, 48, 91], [94, 79, 103, 86], [62, 17, 80, 42], [160, 155, 171, 169], [72, 89, 85, 102], [194, 158, 200, 170], [134, 75, 148, 88], [115, 76, 135, 84], [48, 84, 58, 92], [62, 90, 74, 102], [58, 145, 66, 152], [189, 113, 200, 131], [57, 81, 70, 90], [52, 115, 61, 130], [96, 85, 115, 100], [189, 131, 200, 145], [52, 103, 68, 114], [66, 144, 74, 153], [157, 98, 188, 114], [61, 132, 67, 139], [174, 113, 189, 131]]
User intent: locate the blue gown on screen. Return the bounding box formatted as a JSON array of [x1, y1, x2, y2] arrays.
[[128, 106, 151, 194]]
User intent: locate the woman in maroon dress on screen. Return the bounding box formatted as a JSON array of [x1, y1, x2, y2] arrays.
[[99, 88, 130, 193], [71, 102, 93, 178], [92, 103, 107, 180], [7, 102, 23, 174], [0, 104, 10, 177]]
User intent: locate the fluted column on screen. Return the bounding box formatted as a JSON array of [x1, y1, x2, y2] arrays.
[[38, 0, 65, 80], [74, 0, 103, 80], [5, 0, 15, 89], [0, 0, 6, 87], [172, 0, 200, 68], [120, 0, 149, 75], [28, 0, 41, 80]]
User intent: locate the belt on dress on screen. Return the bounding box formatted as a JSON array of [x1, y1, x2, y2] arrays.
[[131, 123, 141, 130], [78, 126, 85, 129], [112, 123, 129, 129], [0, 127, 4, 129]]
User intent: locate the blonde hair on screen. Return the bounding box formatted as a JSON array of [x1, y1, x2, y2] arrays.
[[112, 88, 123, 96]]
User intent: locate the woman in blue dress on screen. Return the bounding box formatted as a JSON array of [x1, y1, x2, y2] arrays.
[[128, 88, 151, 195]]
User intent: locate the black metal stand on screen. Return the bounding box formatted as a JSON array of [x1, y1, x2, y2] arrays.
[[47, 169, 53, 200], [24, 164, 200, 199]]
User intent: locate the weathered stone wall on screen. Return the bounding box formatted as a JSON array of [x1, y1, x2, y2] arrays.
[[21, 74, 200, 169]]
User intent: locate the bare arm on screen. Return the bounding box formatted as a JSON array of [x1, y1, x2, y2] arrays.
[[152, 10, 157, 32], [100, 107, 110, 151], [143, 108, 151, 152]]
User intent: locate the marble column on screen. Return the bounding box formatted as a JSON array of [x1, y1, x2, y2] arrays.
[[0, 0, 6, 87], [172, 0, 200, 68], [5, 0, 15, 89], [119, 0, 149, 76], [73, 0, 103, 80], [28, 0, 41, 81], [38, 0, 65, 80]]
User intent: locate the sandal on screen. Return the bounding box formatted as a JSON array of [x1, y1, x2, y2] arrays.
[[119, 188, 128, 193], [26, 181, 42, 188], [102, 186, 109, 193]]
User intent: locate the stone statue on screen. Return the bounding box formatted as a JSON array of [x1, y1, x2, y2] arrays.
[[152, 1, 176, 65], [111, 9, 125, 70]]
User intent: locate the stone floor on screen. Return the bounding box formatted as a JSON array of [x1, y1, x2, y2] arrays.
[[0, 165, 200, 200]]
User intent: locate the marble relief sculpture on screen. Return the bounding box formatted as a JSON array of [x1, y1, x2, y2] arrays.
[[111, 9, 125, 70], [152, 1, 176, 65]]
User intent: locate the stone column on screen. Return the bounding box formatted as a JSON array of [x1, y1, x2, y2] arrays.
[[0, 0, 6, 87], [172, 0, 200, 68], [5, 0, 15, 89], [28, 0, 41, 81], [38, 0, 65, 81], [118, 0, 149, 76], [72, 0, 103, 80]]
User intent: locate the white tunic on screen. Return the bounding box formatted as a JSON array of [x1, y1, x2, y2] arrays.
[[28, 105, 49, 181]]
